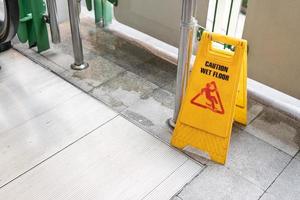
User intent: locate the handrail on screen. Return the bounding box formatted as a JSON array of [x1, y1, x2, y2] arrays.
[[0, 0, 19, 44]]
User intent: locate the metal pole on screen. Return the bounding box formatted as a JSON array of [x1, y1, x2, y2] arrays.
[[168, 0, 196, 128], [67, 0, 89, 70], [46, 0, 61, 44]]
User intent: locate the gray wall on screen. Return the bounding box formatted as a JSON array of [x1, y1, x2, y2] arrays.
[[114, 0, 209, 47], [244, 0, 300, 99]]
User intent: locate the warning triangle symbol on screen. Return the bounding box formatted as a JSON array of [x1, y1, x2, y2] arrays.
[[191, 81, 225, 114]]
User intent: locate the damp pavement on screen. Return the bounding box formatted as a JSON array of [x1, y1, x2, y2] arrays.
[[12, 16, 300, 200]]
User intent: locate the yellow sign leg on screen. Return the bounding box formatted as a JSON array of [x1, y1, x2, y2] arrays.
[[234, 49, 248, 125]]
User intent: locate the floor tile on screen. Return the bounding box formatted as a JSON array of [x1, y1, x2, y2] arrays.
[[178, 164, 263, 200], [227, 128, 292, 190], [0, 51, 81, 134], [0, 117, 201, 200], [122, 88, 174, 143], [0, 93, 117, 187], [0, 75, 81, 134], [61, 56, 125, 92], [91, 71, 159, 112], [0, 49, 47, 80], [264, 158, 300, 200], [245, 107, 300, 156]]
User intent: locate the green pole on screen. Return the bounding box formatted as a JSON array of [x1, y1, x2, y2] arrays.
[[225, 0, 234, 49], [226, 0, 234, 35], [212, 0, 218, 32]]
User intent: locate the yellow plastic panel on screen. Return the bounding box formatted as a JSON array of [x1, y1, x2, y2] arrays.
[[234, 49, 248, 125], [171, 32, 247, 164]]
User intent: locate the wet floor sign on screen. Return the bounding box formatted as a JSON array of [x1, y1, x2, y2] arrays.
[[171, 32, 247, 164]]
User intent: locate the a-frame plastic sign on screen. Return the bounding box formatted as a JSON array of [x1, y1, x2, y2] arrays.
[[171, 32, 247, 164]]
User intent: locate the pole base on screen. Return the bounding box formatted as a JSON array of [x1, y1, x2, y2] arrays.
[[71, 62, 89, 70], [167, 118, 176, 132]]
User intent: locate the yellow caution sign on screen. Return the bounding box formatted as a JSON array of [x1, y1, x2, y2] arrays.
[[171, 32, 247, 164]]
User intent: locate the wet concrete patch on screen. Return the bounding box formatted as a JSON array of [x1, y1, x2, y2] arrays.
[[61, 56, 125, 92], [98, 41, 154, 72], [245, 107, 300, 156], [132, 57, 177, 88], [162, 79, 176, 94], [72, 18, 155, 70], [122, 88, 174, 143], [40, 49, 75, 71], [91, 71, 158, 112], [123, 110, 155, 127], [247, 98, 265, 124], [235, 98, 265, 128]]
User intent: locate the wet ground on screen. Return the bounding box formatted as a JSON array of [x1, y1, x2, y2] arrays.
[[13, 16, 300, 200]]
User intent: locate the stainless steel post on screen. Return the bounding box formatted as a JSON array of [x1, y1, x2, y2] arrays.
[[168, 0, 196, 128], [67, 0, 89, 70], [46, 0, 61, 44]]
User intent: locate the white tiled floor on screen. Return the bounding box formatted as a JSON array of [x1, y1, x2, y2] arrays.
[[0, 50, 202, 200]]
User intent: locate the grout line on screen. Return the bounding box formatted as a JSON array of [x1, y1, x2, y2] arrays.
[[0, 114, 119, 189], [173, 195, 184, 200], [140, 159, 190, 200], [173, 165, 208, 199], [248, 106, 265, 126], [258, 150, 299, 200], [170, 195, 183, 200], [141, 158, 204, 200]]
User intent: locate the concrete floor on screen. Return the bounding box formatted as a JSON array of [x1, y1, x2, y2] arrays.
[[9, 16, 300, 200]]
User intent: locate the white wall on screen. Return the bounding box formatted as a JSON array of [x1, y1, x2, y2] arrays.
[[244, 0, 300, 99], [114, 0, 209, 47]]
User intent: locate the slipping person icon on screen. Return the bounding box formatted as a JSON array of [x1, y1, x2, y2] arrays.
[[191, 81, 225, 114], [200, 82, 218, 110]]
